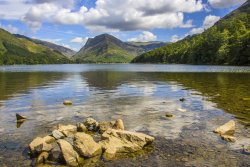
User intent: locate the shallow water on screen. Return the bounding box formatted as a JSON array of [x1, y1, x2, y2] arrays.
[[0, 64, 250, 166]]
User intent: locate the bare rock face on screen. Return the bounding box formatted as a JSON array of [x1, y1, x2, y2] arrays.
[[113, 119, 125, 130], [74, 132, 102, 158], [29, 137, 52, 154], [58, 124, 77, 137], [57, 139, 80, 167], [99, 121, 115, 134], [84, 118, 99, 131], [214, 120, 236, 135], [99, 129, 154, 160]]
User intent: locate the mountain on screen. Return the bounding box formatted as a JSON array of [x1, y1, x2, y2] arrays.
[[0, 28, 70, 65], [73, 34, 167, 63], [14, 34, 76, 58], [127, 41, 167, 52], [132, 1, 250, 65]]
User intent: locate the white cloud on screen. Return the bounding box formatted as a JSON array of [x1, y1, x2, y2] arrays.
[[0, 23, 19, 33], [190, 27, 204, 35], [189, 15, 220, 35], [128, 31, 157, 42], [203, 15, 221, 28], [208, 0, 246, 8], [170, 35, 183, 42], [70, 37, 88, 44], [21, 0, 203, 32]]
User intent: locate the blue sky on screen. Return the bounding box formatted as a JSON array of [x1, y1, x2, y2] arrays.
[[0, 0, 246, 51]]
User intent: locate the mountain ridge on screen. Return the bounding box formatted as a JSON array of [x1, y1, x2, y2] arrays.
[[14, 34, 76, 58], [74, 34, 166, 63], [0, 28, 70, 65]]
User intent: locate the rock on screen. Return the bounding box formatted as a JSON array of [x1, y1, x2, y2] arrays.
[[16, 113, 27, 122], [84, 118, 99, 131], [99, 129, 154, 160], [214, 120, 235, 135], [58, 124, 77, 137], [48, 143, 64, 162], [113, 119, 125, 130], [77, 123, 87, 132], [29, 137, 52, 154], [179, 98, 185, 102], [63, 100, 73, 105], [165, 113, 173, 118], [244, 146, 250, 154], [57, 139, 80, 167], [43, 136, 56, 144], [74, 132, 102, 158], [52, 130, 65, 140], [221, 135, 236, 142], [36, 152, 49, 164], [99, 121, 115, 134]]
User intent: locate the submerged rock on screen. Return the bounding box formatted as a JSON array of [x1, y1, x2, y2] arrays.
[[52, 130, 65, 140], [179, 98, 185, 102], [29, 137, 52, 154], [221, 135, 236, 142], [99, 129, 154, 160], [74, 133, 102, 158], [214, 120, 235, 135], [57, 139, 80, 167], [63, 100, 73, 105], [84, 118, 99, 131], [165, 113, 174, 118], [113, 119, 125, 131]]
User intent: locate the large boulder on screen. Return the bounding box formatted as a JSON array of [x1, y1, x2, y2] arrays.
[[214, 120, 235, 135], [29, 137, 52, 154], [57, 139, 80, 167], [74, 132, 102, 158], [113, 119, 125, 130], [99, 129, 154, 160], [84, 118, 99, 131], [58, 124, 77, 137], [99, 121, 115, 134]]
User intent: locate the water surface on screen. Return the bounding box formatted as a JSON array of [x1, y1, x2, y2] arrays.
[[0, 64, 249, 166]]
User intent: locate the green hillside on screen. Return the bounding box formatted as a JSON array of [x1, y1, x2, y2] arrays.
[[73, 34, 167, 63], [132, 1, 250, 65], [0, 28, 70, 65]]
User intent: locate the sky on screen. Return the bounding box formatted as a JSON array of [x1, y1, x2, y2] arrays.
[[0, 0, 247, 51]]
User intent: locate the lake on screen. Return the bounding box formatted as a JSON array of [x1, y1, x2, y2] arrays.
[[0, 64, 250, 166]]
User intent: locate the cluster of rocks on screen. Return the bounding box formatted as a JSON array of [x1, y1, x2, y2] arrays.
[[28, 118, 154, 166], [213, 120, 236, 142]]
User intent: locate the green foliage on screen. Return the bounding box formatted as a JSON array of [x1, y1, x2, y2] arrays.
[[0, 28, 71, 65], [132, 3, 250, 65]]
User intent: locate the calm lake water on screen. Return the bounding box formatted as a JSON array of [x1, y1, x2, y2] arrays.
[[0, 64, 250, 166]]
